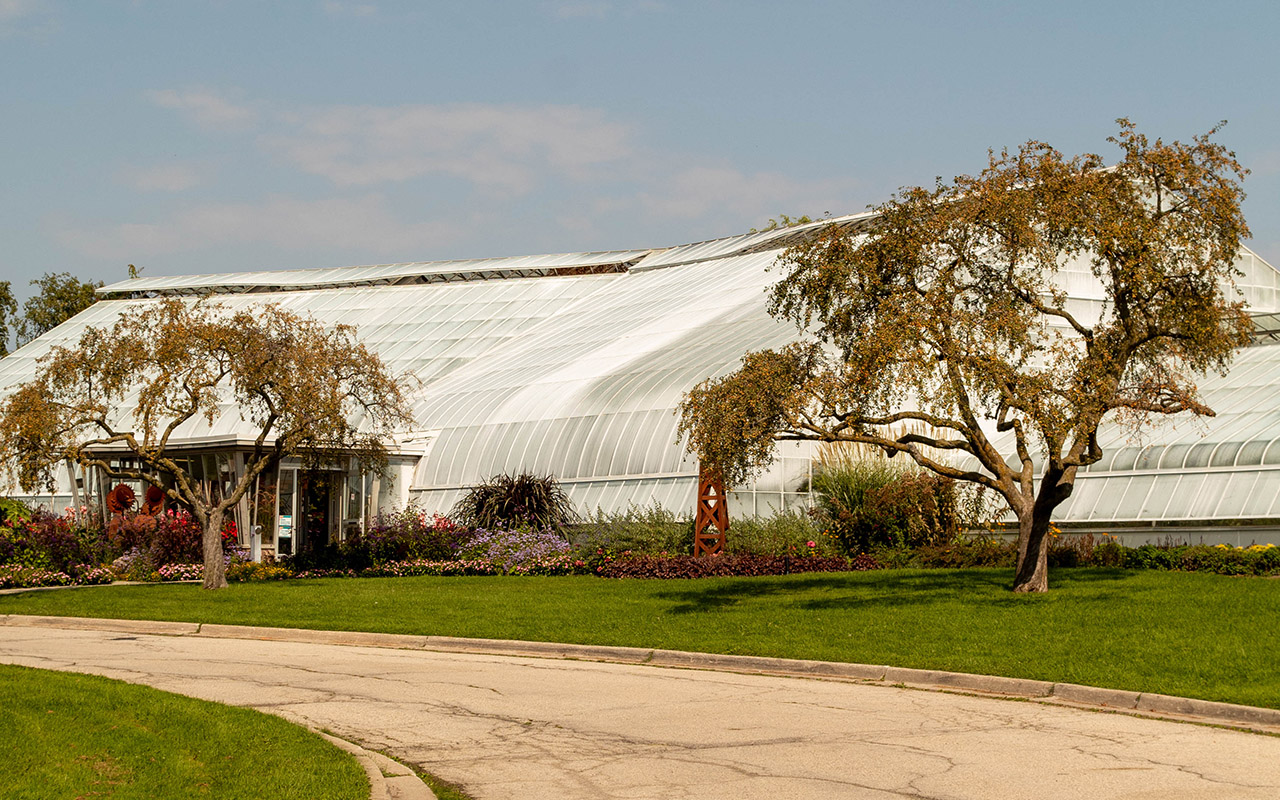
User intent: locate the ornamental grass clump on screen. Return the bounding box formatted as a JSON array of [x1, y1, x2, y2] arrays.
[[809, 443, 960, 555], [452, 473, 577, 531]]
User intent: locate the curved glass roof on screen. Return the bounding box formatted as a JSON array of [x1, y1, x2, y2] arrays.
[[6, 222, 1280, 526]]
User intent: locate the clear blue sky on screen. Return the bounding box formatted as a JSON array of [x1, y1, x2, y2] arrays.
[[3, 1, 1278, 303]]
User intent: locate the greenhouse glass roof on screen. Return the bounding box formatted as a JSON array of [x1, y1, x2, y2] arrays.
[[5, 215, 1280, 528]]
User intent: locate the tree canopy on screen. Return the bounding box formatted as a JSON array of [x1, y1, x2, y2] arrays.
[[0, 282, 16, 358], [679, 120, 1252, 592], [15, 272, 103, 348], [0, 299, 413, 589], [0, 272, 104, 355]]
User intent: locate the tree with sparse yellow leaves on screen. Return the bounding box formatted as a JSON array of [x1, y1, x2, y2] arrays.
[[0, 299, 412, 589], [680, 120, 1252, 592]]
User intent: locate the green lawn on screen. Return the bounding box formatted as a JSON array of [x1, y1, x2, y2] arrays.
[[0, 664, 368, 800], [3, 568, 1278, 709]]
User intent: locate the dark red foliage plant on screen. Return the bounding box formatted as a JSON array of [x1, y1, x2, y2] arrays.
[[598, 553, 879, 579]]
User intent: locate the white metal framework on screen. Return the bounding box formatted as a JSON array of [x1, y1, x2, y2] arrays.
[[3, 214, 1280, 540]]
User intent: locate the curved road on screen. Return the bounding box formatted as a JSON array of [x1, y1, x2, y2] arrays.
[[2, 623, 1278, 799]]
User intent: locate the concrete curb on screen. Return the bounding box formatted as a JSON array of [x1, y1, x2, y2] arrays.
[[317, 731, 437, 800], [5, 613, 1278, 734], [0, 614, 201, 636]]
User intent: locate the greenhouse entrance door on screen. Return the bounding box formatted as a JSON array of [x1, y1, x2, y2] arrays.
[[299, 471, 339, 556], [273, 468, 341, 558]]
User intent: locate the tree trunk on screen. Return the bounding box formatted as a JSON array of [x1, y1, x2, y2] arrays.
[[202, 507, 228, 590], [1012, 505, 1051, 593]]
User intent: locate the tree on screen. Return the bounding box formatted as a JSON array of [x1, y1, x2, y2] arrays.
[[0, 299, 413, 589], [15, 272, 103, 348], [678, 120, 1252, 593], [0, 281, 16, 357]]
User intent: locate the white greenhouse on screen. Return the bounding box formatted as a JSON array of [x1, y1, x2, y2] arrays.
[[3, 212, 1280, 553]]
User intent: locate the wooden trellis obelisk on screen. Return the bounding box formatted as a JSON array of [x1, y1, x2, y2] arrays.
[[693, 466, 729, 556]]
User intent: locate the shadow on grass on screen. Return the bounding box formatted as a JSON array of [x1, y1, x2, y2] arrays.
[[653, 567, 1138, 615]]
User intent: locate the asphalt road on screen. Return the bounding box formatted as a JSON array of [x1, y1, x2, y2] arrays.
[[2, 622, 1278, 799]]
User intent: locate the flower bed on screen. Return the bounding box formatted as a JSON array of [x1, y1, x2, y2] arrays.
[[598, 553, 879, 579], [155, 563, 203, 582], [359, 558, 502, 578], [0, 563, 114, 589]]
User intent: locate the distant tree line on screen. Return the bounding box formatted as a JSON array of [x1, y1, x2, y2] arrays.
[[0, 272, 103, 357]]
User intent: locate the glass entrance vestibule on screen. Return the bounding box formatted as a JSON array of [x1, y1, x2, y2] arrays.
[[251, 460, 378, 559], [69, 450, 384, 561]]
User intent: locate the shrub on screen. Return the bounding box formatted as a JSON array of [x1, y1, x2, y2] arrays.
[[725, 509, 835, 557], [1, 509, 108, 572], [107, 508, 236, 569], [112, 547, 159, 581], [227, 561, 294, 582], [1162, 543, 1280, 576], [1123, 544, 1180, 571], [1091, 538, 1126, 567], [569, 502, 691, 556], [356, 507, 468, 564], [1048, 533, 1103, 568], [140, 511, 204, 566], [910, 537, 1017, 568], [0, 497, 32, 526], [809, 445, 962, 554], [452, 473, 577, 531]]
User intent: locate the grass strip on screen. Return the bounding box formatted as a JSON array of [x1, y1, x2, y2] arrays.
[[2, 567, 1277, 708], [0, 664, 368, 800]]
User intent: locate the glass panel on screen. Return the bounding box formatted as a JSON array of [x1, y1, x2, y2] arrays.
[[727, 491, 753, 520], [254, 472, 278, 548], [276, 469, 296, 557], [783, 457, 811, 493], [607, 413, 649, 477], [1263, 440, 1280, 466], [753, 456, 786, 493], [580, 413, 624, 479], [1242, 470, 1280, 517], [1158, 444, 1192, 470], [1138, 477, 1176, 518], [1184, 443, 1216, 469], [1160, 474, 1203, 519], [1210, 442, 1245, 468], [1206, 472, 1257, 519], [1133, 446, 1161, 471], [1110, 447, 1140, 472], [1116, 473, 1157, 517], [1187, 474, 1232, 519], [782, 492, 811, 513], [343, 470, 363, 540], [1237, 440, 1269, 466], [1086, 477, 1131, 520], [1058, 477, 1102, 520]]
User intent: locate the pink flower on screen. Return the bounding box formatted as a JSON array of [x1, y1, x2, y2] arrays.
[[807, 541, 816, 548]]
